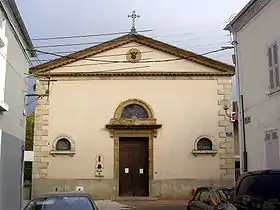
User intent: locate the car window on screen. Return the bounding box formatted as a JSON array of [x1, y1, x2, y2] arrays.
[[199, 189, 211, 204], [25, 196, 96, 210], [236, 174, 280, 199], [193, 189, 202, 201]]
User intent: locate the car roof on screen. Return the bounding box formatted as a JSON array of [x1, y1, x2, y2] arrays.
[[238, 169, 280, 180], [196, 186, 232, 190], [246, 169, 280, 175], [34, 191, 91, 199]]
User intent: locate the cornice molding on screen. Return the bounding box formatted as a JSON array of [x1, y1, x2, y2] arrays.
[[36, 71, 234, 78], [231, 0, 271, 32]]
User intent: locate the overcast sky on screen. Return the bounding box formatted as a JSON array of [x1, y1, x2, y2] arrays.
[[15, 0, 249, 112]]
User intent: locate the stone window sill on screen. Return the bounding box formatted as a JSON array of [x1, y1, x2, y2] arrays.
[[267, 87, 280, 97], [50, 150, 75, 157], [192, 150, 218, 156], [0, 100, 9, 112]]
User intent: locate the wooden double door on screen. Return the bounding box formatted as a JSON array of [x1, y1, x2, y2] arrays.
[[119, 137, 149, 196]]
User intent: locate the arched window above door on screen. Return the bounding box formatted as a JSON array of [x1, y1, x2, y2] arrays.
[[120, 104, 149, 119], [107, 99, 162, 137], [113, 99, 154, 119]]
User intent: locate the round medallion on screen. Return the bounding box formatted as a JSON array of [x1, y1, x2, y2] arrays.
[[126, 48, 142, 63]]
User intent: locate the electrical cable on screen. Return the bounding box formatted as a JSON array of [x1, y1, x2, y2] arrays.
[[0, 51, 34, 90], [31, 28, 226, 42], [33, 32, 229, 49], [28, 48, 231, 71], [31, 29, 153, 41], [26, 95, 42, 106]]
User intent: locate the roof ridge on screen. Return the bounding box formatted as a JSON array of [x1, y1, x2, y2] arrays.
[[29, 33, 234, 74]]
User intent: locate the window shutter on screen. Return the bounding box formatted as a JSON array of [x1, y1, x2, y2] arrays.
[[273, 44, 278, 65], [265, 131, 271, 141], [275, 67, 280, 87], [269, 69, 274, 89], [268, 48, 273, 67], [272, 129, 279, 140]]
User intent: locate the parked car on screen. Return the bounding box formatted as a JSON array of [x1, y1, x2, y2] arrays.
[[187, 186, 236, 209], [233, 170, 280, 210], [218, 187, 234, 202], [24, 192, 98, 210]]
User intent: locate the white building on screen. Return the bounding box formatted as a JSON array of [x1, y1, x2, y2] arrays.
[[226, 0, 280, 172], [0, 1, 35, 210]]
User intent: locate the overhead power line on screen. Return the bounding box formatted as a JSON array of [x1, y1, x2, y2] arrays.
[[0, 51, 34, 90], [26, 95, 42, 106], [27, 47, 231, 66], [31, 41, 230, 63], [32, 29, 153, 41], [33, 33, 228, 49]]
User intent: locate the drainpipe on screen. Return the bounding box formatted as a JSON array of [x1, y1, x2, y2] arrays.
[[230, 27, 248, 173]]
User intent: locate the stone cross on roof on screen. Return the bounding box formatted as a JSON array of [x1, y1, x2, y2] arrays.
[[128, 10, 140, 33]]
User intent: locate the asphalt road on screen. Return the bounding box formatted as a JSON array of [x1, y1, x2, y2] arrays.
[[132, 205, 186, 210], [120, 200, 188, 210]]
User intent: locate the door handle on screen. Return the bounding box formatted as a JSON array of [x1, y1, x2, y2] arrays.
[[139, 168, 144, 174]]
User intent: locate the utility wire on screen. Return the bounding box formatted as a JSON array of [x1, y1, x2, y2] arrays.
[[0, 51, 34, 90], [33, 31, 228, 49], [28, 48, 231, 68], [26, 95, 42, 106], [35, 48, 231, 75], [32, 29, 153, 41], [31, 41, 230, 63], [32, 50, 153, 62], [31, 28, 226, 42], [32, 39, 230, 62]]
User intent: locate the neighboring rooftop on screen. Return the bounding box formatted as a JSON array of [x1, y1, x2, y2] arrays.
[[225, 0, 271, 32], [0, 0, 35, 56]]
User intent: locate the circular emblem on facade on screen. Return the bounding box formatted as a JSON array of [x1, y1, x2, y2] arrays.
[[126, 48, 142, 63]]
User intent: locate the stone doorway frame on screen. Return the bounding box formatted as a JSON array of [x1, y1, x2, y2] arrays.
[[115, 131, 153, 196], [105, 98, 162, 196]]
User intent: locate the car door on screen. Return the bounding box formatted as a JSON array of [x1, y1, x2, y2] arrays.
[[188, 188, 203, 210], [197, 189, 213, 210], [188, 188, 213, 210]]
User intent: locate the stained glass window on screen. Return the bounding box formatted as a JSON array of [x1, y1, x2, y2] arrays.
[[56, 138, 71, 151], [120, 104, 149, 119], [197, 138, 213, 150]]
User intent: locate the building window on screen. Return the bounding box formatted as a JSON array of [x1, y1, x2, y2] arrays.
[[265, 129, 280, 169], [268, 43, 279, 92], [120, 104, 149, 119], [197, 138, 213, 151], [55, 138, 71, 151]]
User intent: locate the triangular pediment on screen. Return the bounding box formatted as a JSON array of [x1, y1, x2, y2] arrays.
[[29, 33, 234, 76]]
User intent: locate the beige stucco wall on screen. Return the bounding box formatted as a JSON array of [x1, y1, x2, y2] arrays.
[[236, 0, 280, 171], [47, 79, 220, 179]]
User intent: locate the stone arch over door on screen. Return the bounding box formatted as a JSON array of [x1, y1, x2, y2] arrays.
[[106, 98, 162, 195], [113, 98, 154, 119]]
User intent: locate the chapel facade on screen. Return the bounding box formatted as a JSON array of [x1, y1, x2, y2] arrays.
[[30, 33, 235, 199]]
